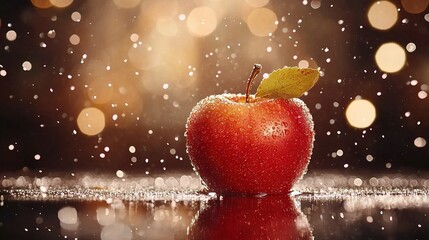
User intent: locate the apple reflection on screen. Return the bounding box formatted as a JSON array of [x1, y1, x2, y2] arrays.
[[188, 195, 312, 240]]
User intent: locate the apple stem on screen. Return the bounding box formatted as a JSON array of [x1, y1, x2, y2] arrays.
[[245, 64, 262, 103]]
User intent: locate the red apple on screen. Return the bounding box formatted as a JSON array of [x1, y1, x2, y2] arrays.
[[186, 65, 318, 195], [187, 195, 313, 240]]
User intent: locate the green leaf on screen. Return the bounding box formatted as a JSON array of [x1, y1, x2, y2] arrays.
[[255, 67, 319, 99]]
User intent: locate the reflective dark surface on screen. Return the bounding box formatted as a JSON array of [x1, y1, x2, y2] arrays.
[[188, 196, 312, 240], [2, 172, 429, 239]]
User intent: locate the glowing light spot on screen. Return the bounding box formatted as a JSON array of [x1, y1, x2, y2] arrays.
[[69, 34, 80, 45], [311, 0, 321, 9], [77, 107, 106, 136], [129, 33, 139, 42], [6, 30, 17, 41], [298, 60, 310, 68], [8, 144, 14, 150], [246, 8, 278, 37], [22, 61, 32, 71], [414, 137, 427, 148], [406, 42, 416, 52], [100, 223, 132, 240], [58, 207, 78, 225], [31, 0, 52, 9], [180, 175, 190, 187], [113, 0, 141, 8], [116, 170, 125, 178], [418, 91, 427, 99], [315, 103, 322, 110], [345, 99, 376, 129], [71, 11, 81, 22], [375, 42, 406, 73], [129, 146, 136, 153], [47, 30, 56, 38], [156, 19, 178, 37], [34, 154, 41, 160], [367, 1, 398, 30], [245, 0, 269, 8], [186, 7, 217, 37], [155, 177, 165, 188], [354, 178, 363, 186], [49, 0, 73, 8], [401, 0, 429, 14]]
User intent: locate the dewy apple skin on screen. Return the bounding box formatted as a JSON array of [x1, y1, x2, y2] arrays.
[[186, 64, 319, 195]]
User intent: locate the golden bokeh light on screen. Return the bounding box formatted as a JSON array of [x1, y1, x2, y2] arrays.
[[49, 0, 73, 8], [128, 43, 162, 70], [367, 1, 398, 30], [245, 0, 269, 7], [375, 42, 406, 73], [156, 19, 178, 37], [58, 207, 78, 225], [138, 33, 198, 93], [69, 34, 80, 45], [298, 58, 318, 69], [311, 0, 322, 9], [246, 8, 278, 37], [401, 0, 429, 14], [345, 99, 377, 129], [414, 137, 427, 148], [87, 80, 114, 104], [186, 7, 218, 37], [31, 0, 53, 9], [71, 11, 82, 22], [298, 60, 310, 68], [77, 107, 106, 136], [6, 30, 17, 41], [112, 0, 141, 9], [141, 0, 178, 21]]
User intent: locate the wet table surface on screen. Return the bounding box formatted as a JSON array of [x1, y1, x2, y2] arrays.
[[1, 171, 429, 240]]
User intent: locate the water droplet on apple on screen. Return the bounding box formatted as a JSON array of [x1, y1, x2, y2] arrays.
[[255, 192, 267, 198], [282, 121, 290, 136]]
